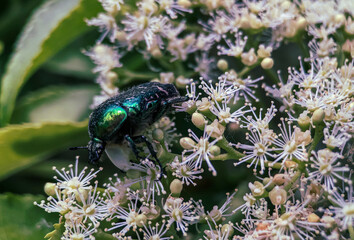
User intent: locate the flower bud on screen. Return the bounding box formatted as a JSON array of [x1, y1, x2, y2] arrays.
[[321, 215, 335, 228], [135, 214, 147, 227], [180, 137, 195, 149], [217, 59, 228, 71], [209, 145, 221, 156], [298, 111, 311, 130], [295, 16, 307, 30], [152, 128, 164, 142], [263, 177, 275, 191], [273, 174, 287, 185], [261, 57, 274, 69], [308, 213, 320, 222], [151, 48, 162, 58], [334, 14, 346, 25], [176, 76, 190, 88], [192, 112, 205, 128], [269, 186, 287, 205], [44, 182, 57, 196], [249, 181, 265, 197], [106, 71, 118, 82], [312, 108, 325, 124], [170, 179, 183, 196], [75, 188, 89, 203], [221, 224, 234, 236], [284, 160, 297, 169], [178, 0, 192, 8]]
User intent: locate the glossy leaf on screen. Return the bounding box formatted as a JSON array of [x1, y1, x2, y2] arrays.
[[0, 0, 102, 126], [0, 121, 88, 180], [0, 193, 58, 240], [12, 85, 98, 123]]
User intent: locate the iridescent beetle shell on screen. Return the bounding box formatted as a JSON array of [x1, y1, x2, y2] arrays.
[[85, 82, 185, 164]]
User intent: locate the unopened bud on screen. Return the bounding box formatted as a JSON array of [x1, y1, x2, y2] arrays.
[[296, 16, 307, 30], [284, 160, 297, 169], [217, 59, 229, 71], [308, 213, 320, 222], [136, 214, 147, 227], [334, 14, 346, 25], [192, 112, 205, 128], [209, 145, 221, 156], [180, 137, 195, 149], [312, 108, 325, 124], [75, 188, 89, 203], [261, 57, 274, 69], [269, 186, 287, 205], [321, 215, 335, 228], [176, 76, 190, 88], [151, 48, 162, 58], [141, 205, 161, 220], [273, 174, 287, 185], [44, 182, 57, 196], [152, 129, 164, 142], [263, 177, 275, 191], [106, 71, 118, 82], [170, 179, 183, 196], [298, 111, 311, 130], [221, 224, 234, 236], [178, 0, 192, 8]]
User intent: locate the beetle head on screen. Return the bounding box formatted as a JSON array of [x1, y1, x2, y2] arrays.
[[88, 138, 106, 164]]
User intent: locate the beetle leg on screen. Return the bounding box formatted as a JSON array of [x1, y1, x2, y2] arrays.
[[165, 96, 189, 105], [124, 134, 141, 160], [132, 135, 164, 178]]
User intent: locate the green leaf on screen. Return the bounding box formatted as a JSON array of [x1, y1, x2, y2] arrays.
[[44, 222, 65, 240], [0, 193, 58, 240], [0, 0, 102, 126], [0, 121, 89, 180], [12, 85, 98, 123]]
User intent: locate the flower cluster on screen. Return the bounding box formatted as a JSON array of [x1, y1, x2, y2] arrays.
[[37, 0, 353, 239]]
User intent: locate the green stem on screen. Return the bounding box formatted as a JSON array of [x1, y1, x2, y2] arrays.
[[216, 137, 244, 159], [308, 123, 325, 157], [284, 170, 302, 191], [348, 224, 354, 240]]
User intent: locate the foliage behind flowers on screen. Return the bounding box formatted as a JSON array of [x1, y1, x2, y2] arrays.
[[0, 0, 353, 239]]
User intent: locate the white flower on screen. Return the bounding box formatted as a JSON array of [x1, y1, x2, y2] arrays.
[[272, 119, 308, 165], [328, 184, 354, 230], [157, 0, 192, 19], [86, 13, 118, 42], [72, 182, 108, 227], [139, 220, 171, 240], [53, 156, 102, 196], [209, 101, 247, 124], [308, 149, 350, 192], [170, 157, 203, 186], [181, 127, 221, 176], [163, 197, 198, 236], [201, 77, 238, 103], [84, 44, 122, 74], [234, 129, 276, 174], [217, 32, 248, 57], [63, 221, 96, 240], [34, 187, 74, 215], [122, 12, 169, 50], [129, 159, 166, 202]]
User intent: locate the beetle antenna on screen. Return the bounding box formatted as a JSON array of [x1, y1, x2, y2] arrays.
[[69, 146, 88, 150]]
